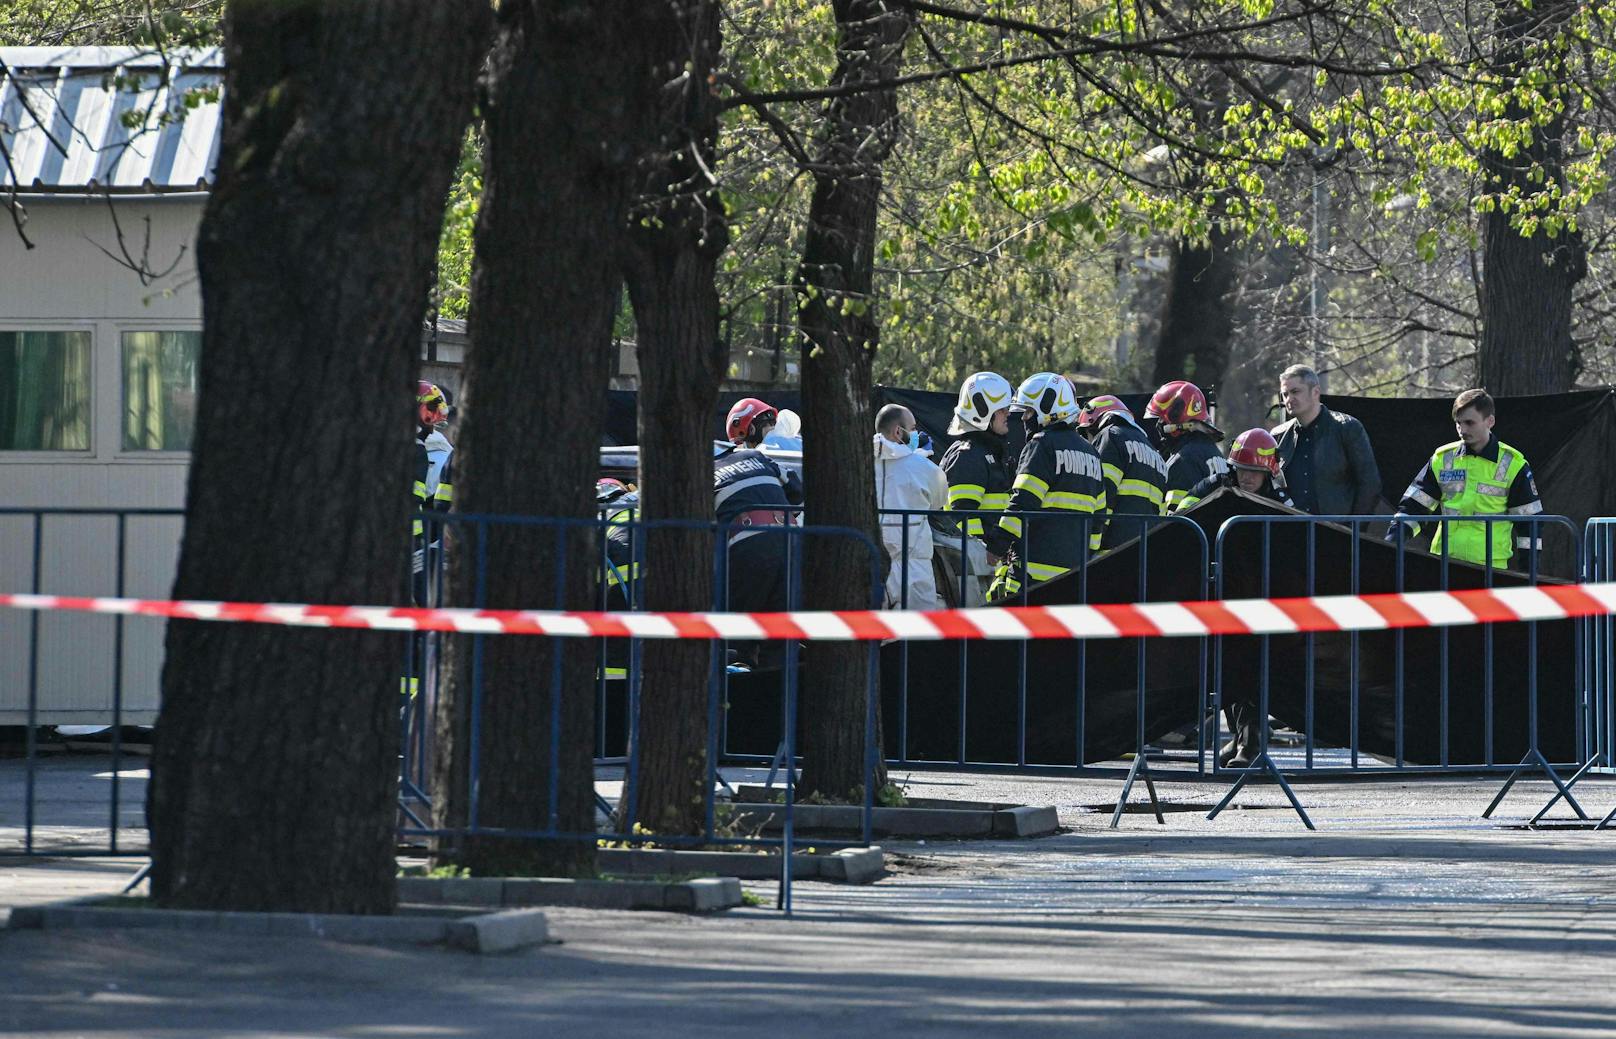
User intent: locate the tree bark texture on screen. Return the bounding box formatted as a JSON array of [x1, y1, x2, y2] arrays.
[[623, 0, 729, 838], [433, 0, 650, 876], [149, 0, 488, 912], [1477, 0, 1585, 396], [1151, 226, 1240, 392], [793, 0, 910, 801]]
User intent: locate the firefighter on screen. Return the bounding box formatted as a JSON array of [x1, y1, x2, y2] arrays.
[[939, 372, 1016, 603], [596, 478, 640, 611], [1173, 427, 1294, 512], [992, 372, 1105, 599], [1079, 394, 1168, 550], [415, 382, 453, 605], [411, 381, 452, 607], [716, 398, 804, 617], [1390, 388, 1543, 569], [1146, 380, 1229, 512], [1171, 427, 1292, 767]]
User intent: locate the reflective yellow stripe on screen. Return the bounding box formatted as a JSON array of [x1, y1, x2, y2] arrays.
[[1102, 462, 1124, 485], [1089, 529, 1103, 551], [1011, 472, 1049, 498], [982, 492, 1011, 510], [947, 483, 984, 505], [999, 514, 1024, 538], [598, 667, 629, 680], [413, 481, 429, 500], [412, 520, 424, 535], [1025, 561, 1069, 581], [1045, 491, 1100, 511], [605, 561, 641, 587], [433, 482, 453, 504], [1172, 493, 1200, 513], [966, 518, 986, 535], [1118, 479, 1163, 504]]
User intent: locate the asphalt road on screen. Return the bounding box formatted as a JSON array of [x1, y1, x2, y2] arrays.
[[3, 760, 1616, 1037]]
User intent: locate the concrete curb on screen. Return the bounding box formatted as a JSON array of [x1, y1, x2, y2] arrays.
[[6, 900, 549, 954], [593, 846, 884, 884], [397, 875, 743, 912], [727, 802, 1060, 839]]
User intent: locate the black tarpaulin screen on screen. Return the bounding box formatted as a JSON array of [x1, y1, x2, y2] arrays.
[[1325, 389, 1616, 577]]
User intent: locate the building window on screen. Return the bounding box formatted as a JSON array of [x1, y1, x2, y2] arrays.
[[122, 331, 201, 451], [0, 331, 92, 451]]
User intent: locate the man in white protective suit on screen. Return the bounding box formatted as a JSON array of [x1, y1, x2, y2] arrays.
[[874, 403, 949, 610]]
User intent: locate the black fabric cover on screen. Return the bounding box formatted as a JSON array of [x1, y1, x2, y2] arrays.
[[722, 487, 1579, 767], [1324, 389, 1616, 577]]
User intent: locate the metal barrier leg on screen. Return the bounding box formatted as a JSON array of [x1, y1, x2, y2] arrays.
[[1483, 749, 1591, 821], [1205, 751, 1316, 831], [1598, 804, 1616, 830], [1109, 752, 1165, 828], [1528, 752, 1606, 825]]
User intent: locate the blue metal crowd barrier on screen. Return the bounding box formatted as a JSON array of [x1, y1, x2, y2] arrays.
[[400, 508, 885, 913], [5, 503, 1615, 869]]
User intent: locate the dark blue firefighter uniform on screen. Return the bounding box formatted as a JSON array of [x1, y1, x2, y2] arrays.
[[714, 446, 803, 614]]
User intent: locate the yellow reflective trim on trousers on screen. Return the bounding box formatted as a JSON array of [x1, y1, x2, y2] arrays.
[[999, 514, 1024, 538], [1012, 472, 1049, 497]]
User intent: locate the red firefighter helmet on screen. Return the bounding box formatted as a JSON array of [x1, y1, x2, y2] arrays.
[[1078, 394, 1131, 429], [726, 397, 777, 444], [1228, 428, 1281, 476], [417, 381, 449, 427], [1145, 380, 1210, 432]]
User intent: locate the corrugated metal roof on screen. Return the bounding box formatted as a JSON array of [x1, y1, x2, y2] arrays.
[[0, 46, 223, 193]]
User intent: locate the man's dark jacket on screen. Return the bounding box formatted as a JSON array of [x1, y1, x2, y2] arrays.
[[1271, 404, 1382, 516]]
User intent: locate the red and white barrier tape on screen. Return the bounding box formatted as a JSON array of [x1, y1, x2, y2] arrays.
[[2, 583, 1615, 641]]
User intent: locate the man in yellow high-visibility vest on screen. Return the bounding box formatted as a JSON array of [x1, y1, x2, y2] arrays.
[[1391, 388, 1543, 569]]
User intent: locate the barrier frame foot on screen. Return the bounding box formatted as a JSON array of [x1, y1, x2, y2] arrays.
[[1526, 752, 1604, 825], [1206, 752, 1316, 830], [1482, 749, 1590, 822], [1110, 752, 1165, 829]]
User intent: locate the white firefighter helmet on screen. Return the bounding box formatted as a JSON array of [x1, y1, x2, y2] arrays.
[[1013, 372, 1081, 428], [948, 371, 1015, 435]]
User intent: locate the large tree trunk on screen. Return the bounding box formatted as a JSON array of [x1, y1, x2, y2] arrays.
[[1477, 0, 1585, 395], [432, 0, 649, 876], [793, 0, 910, 801], [623, 0, 728, 837], [148, 0, 488, 912], [1151, 226, 1240, 391]]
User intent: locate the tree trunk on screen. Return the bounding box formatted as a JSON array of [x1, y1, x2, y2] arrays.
[[148, 0, 488, 912], [1151, 226, 1240, 391], [432, 0, 649, 876], [793, 0, 910, 801], [1477, 0, 1585, 395], [622, 0, 729, 838]]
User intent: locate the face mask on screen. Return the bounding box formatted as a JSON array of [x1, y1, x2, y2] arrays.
[[906, 430, 920, 449]]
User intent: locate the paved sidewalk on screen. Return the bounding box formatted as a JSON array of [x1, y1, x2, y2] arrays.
[[3, 758, 1616, 1037]]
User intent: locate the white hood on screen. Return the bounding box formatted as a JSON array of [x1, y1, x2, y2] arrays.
[[874, 434, 918, 460]]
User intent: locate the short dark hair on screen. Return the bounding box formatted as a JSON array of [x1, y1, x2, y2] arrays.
[[875, 403, 912, 436], [1453, 388, 1494, 420]]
